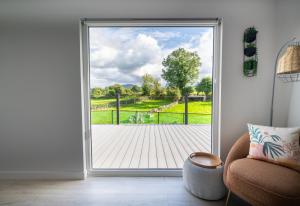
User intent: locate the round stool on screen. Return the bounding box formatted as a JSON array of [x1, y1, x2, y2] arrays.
[[183, 152, 225, 200]]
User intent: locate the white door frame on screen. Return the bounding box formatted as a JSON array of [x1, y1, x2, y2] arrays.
[[80, 19, 223, 177]]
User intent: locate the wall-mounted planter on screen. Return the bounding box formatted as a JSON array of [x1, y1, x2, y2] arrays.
[[243, 60, 257, 76], [244, 28, 258, 43], [243, 27, 258, 77], [244, 44, 257, 57]]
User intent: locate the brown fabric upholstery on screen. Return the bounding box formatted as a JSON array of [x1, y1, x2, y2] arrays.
[[223, 133, 250, 186], [228, 158, 300, 206], [224, 133, 300, 206]]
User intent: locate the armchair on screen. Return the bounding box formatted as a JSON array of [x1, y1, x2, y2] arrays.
[[224, 133, 300, 206]]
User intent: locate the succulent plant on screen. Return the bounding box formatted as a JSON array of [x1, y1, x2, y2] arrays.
[[244, 27, 258, 43]]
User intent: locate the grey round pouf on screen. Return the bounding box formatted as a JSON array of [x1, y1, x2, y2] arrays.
[[183, 157, 225, 200]]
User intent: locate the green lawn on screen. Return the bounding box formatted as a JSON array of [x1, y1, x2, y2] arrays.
[[163, 101, 212, 114], [117, 99, 172, 111], [90, 98, 212, 125], [91, 97, 130, 106], [91, 110, 211, 124], [91, 98, 172, 110]]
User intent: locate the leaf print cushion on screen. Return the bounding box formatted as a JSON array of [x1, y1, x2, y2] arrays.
[[247, 124, 300, 172]]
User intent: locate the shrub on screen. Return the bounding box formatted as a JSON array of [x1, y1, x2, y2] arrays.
[[166, 87, 181, 101], [131, 85, 142, 93], [109, 84, 125, 95], [107, 89, 116, 97], [128, 112, 153, 124], [123, 88, 134, 97], [91, 87, 104, 98], [196, 77, 212, 97]]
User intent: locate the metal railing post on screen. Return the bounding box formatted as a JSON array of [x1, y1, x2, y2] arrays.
[[184, 93, 188, 125], [112, 110, 114, 124], [116, 92, 120, 125], [158, 112, 160, 124]]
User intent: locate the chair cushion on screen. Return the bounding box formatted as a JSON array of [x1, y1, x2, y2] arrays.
[[247, 124, 300, 172], [227, 158, 300, 206]]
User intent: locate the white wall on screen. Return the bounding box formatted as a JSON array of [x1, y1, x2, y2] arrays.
[[0, 24, 85, 178], [274, 0, 300, 127], [288, 83, 300, 126], [0, 0, 279, 178]]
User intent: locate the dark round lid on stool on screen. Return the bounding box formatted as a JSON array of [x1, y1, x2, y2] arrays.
[[188, 152, 222, 169]]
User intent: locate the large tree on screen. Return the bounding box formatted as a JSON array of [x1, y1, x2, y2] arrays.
[[162, 48, 201, 95], [142, 74, 159, 96], [196, 77, 212, 99]]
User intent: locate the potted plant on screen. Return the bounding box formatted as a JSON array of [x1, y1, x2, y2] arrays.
[[244, 27, 258, 43], [244, 59, 258, 76]]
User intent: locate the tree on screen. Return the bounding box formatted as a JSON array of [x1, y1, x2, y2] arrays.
[[196, 77, 212, 99], [142, 74, 159, 96], [91, 87, 104, 98], [152, 80, 165, 98], [166, 87, 181, 101], [103, 87, 110, 97], [162, 48, 201, 95], [131, 85, 142, 93], [182, 86, 194, 96], [123, 88, 134, 96], [109, 84, 125, 96], [107, 89, 116, 97]]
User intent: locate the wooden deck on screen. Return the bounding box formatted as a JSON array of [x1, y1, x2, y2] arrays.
[[91, 125, 211, 169]]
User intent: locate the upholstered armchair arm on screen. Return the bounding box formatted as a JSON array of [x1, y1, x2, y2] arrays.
[[223, 133, 250, 186]]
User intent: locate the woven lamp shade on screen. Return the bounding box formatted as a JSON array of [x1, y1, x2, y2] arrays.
[[277, 45, 300, 74]]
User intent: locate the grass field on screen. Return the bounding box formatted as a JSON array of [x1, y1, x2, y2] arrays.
[[91, 97, 131, 106], [112, 99, 172, 111], [163, 101, 211, 113], [90, 98, 212, 125]]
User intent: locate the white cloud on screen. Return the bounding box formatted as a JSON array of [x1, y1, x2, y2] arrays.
[[90, 67, 140, 88], [89, 28, 213, 88], [115, 34, 162, 71], [133, 63, 162, 79], [149, 31, 180, 41], [197, 30, 214, 78], [90, 46, 118, 68]]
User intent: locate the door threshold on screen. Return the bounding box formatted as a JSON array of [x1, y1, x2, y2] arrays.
[[88, 169, 182, 177]]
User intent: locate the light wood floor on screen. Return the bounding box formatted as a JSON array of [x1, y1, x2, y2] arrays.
[[92, 125, 211, 169], [0, 177, 225, 206]]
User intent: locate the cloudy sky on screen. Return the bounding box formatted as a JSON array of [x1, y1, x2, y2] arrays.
[[89, 27, 213, 88]]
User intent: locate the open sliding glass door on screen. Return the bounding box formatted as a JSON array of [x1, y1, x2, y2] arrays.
[[80, 19, 222, 176]]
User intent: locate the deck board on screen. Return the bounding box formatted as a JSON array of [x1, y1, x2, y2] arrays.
[[163, 125, 184, 167], [184, 126, 211, 151], [172, 126, 195, 156], [139, 125, 150, 168], [175, 126, 200, 151], [154, 125, 167, 168], [96, 126, 131, 167], [148, 126, 158, 168], [129, 125, 146, 168], [92, 124, 211, 169], [158, 125, 177, 168], [174, 126, 199, 152], [110, 126, 138, 168], [119, 126, 142, 168]]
